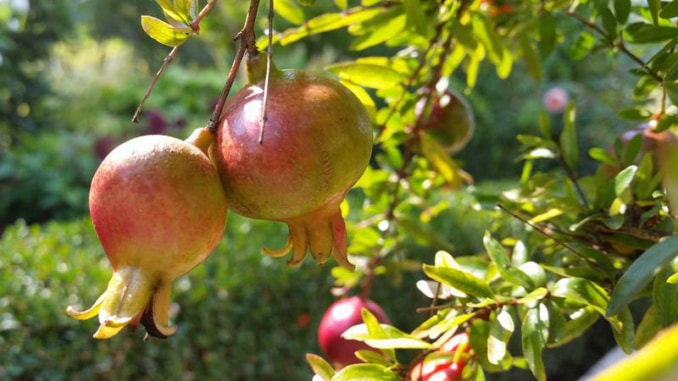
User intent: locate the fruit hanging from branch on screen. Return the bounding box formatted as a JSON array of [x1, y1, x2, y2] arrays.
[[67, 129, 228, 339], [416, 89, 475, 155], [214, 52, 373, 270], [317, 296, 391, 369]]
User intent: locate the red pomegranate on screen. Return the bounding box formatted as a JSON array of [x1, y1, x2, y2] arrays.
[[214, 54, 373, 270], [409, 331, 472, 381], [67, 128, 227, 339], [317, 296, 391, 368]]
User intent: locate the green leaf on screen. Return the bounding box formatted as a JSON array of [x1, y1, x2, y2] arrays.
[[618, 106, 653, 121], [538, 11, 557, 59], [634, 303, 662, 349], [600, 7, 618, 38], [661, 1, 678, 19], [648, 0, 661, 24], [550, 277, 609, 316], [607, 237, 678, 317], [348, 11, 407, 51], [402, 0, 427, 36], [560, 104, 578, 170], [155, 0, 191, 25], [610, 306, 635, 354], [339, 80, 377, 117], [626, 22, 678, 43], [544, 299, 566, 346], [331, 363, 399, 381], [570, 31, 596, 60], [419, 133, 469, 187], [654, 263, 678, 327], [343, 323, 432, 349], [483, 232, 534, 289], [306, 353, 335, 381], [488, 308, 514, 365], [519, 32, 541, 82], [548, 306, 599, 348], [141, 15, 193, 47], [615, 165, 637, 197], [275, 0, 306, 25], [614, 0, 631, 24], [522, 304, 548, 381], [325, 62, 405, 89], [591, 322, 678, 381], [423, 264, 495, 299]]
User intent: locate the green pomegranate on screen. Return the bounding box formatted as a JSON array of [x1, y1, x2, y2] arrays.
[[416, 89, 475, 154], [214, 54, 373, 270], [67, 128, 227, 339]]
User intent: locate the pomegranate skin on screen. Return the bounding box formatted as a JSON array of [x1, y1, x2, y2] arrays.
[[317, 296, 390, 369], [215, 62, 373, 269], [216, 70, 372, 220], [68, 132, 227, 339]]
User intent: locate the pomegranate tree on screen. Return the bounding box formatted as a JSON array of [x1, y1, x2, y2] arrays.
[[416, 89, 475, 154], [67, 128, 227, 339], [317, 296, 390, 369], [214, 53, 373, 270]]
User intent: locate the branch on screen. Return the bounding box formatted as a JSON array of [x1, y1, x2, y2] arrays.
[[206, 0, 261, 134], [132, 0, 221, 123]]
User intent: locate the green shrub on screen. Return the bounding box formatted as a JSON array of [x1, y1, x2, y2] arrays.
[[0, 213, 429, 380]]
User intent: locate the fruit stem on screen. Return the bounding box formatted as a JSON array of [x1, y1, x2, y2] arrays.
[[206, 0, 262, 135]]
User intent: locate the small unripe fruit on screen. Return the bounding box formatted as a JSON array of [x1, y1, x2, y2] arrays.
[[317, 296, 390, 369]]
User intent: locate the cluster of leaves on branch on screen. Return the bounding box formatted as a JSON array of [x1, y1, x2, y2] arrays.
[[138, 0, 678, 380]]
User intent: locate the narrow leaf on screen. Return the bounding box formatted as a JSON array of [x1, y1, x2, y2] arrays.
[[614, 0, 631, 24], [648, 0, 660, 24], [423, 264, 495, 299], [614, 165, 638, 197], [488, 308, 514, 364], [331, 363, 399, 381], [607, 236, 678, 317], [306, 353, 335, 381], [402, 0, 428, 36], [326, 62, 405, 89], [560, 103, 578, 170], [522, 305, 548, 381], [276, 0, 306, 25], [626, 22, 678, 43]]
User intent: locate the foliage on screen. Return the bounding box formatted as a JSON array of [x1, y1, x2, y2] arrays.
[[0, 215, 428, 380]]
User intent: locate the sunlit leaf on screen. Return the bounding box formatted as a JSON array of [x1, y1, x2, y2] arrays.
[[483, 232, 533, 289], [141, 15, 193, 47], [653, 264, 678, 327], [275, 0, 306, 25], [614, 165, 637, 197], [522, 304, 548, 381], [403, 0, 428, 36], [306, 353, 335, 381], [488, 308, 514, 364], [326, 62, 405, 89], [419, 133, 472, 187], [349, 11, 407, 51], [591, 322, 678, 381], [155, 0, 191, 25], [423, 264, 494, 299], [550, 277, 609, 316], [607, 237, 678, 317], [331, 363, 399, 381], [560, 103, 578, 170], [343, 323, 432, 349]]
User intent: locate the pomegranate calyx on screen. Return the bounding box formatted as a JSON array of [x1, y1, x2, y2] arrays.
[[246, 51, 283, 84], [262, 207, 353, 270], [67, 266, 175, 339]]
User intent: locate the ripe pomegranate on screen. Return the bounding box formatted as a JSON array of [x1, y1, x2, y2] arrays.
[[416, 89, 475, 154], [67, 128, 227, 339], [409, 358, 463, 381], [542, 87, 569, 114], [409, 332, 472, 381], [215, 54, 373, 270], [317, 296, 390, 369], [603, 123, 677, 177]]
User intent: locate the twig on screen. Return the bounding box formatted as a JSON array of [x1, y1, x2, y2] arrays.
[[132, 0, 220, 123], [565, 10, 662, 84], [206, 0, 262, 134], [258, 0, 275, 144]]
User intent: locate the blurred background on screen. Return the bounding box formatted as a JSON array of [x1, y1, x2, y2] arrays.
[[0, 0, 640, 379]]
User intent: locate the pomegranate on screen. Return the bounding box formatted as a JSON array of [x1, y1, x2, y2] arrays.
[[409, 358, 463, 381], [409, 332, 472, 381], [647, 127, 678, 216], [317, 296, 390, 369], [214, 53, 373, 270], [67, 128, 227, 339], [416, 89, 475, 154]]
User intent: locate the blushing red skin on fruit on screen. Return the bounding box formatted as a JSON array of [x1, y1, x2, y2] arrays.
[[317, 296, 390, 369], [215, 70, 372, 221], [418, 90, 474, 154], [90, 135, 227, 278], [409, 358, 463, 381]]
